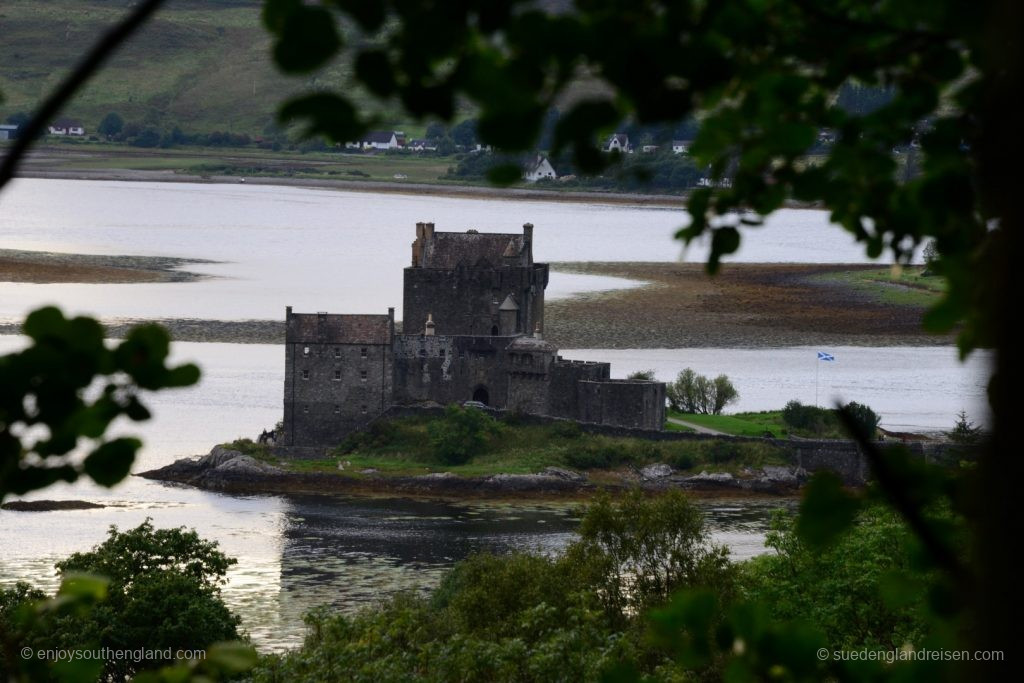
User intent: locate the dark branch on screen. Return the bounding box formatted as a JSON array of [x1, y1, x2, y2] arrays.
[[0, 0, 167, 192], [835, 405, 970, 586]]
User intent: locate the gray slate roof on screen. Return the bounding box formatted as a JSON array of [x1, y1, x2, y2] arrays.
[[286, 313, 390, 344], [418, 231, 525, 269]]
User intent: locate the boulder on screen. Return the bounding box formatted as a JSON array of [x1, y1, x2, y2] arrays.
[[641, 463, 673, 480], [689, 470, 735, 483], [211, 454, 280, 474], [541, 466, 587, 483]]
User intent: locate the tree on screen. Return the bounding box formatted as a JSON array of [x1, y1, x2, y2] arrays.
[[666, 368, 738, 414], [97, 111, 123, 138], [711, 374, 739, 414], [947, 410, 984, 447], [53, 520, 242, 680], [424, 121, 447, 140], [449, 119, 478, 148], [427, 403, 501, 465], [843, 401, 881, 439], [625, 369, 655, 380]]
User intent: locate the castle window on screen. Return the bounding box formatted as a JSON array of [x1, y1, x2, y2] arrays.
[[303, 346, 310, 356], [361, 405, 368, 414], [302, 406, 309, 414], [334, 370, 341, 381], [334, 348, 341, 358], [301, 369, 310, 380], [360, 347, 368, 358], [334, 405, 341, 414], [360, 370, 367, 382], [439, 349, 445, 357], [419, 349, 426, 357]]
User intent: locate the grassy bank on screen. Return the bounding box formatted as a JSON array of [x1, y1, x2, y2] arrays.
[[808, 265, 945, 307], [669, 409, 853, 439], [223, 414, 787, 478]]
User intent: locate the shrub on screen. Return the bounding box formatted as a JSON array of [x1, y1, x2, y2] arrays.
[[705, 440, 737, 464], [427, 404, 501, 465], [548, 420, 583, 439], [666, 451, 696, 470], [843, 401, 881, 438]]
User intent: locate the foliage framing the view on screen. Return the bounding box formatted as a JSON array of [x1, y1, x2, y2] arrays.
[[0, 307, 199, 502], [262, 0, 994, 352]]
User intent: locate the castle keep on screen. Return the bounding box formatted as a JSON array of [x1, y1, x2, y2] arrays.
[[283, 223, 665, 448]]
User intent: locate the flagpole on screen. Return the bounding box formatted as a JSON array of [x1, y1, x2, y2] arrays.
[[815, 356, 819, 407]]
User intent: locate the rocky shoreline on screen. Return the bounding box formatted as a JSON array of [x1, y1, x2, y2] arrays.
[[138, 446, 810, 500]]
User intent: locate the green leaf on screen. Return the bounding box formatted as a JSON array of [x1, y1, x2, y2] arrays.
[[355, 50, 396, 97], [330, 0, 386, 32], [51, 657, 105, 683], [164, 363, 201, 388], [486, 163, 522, 186], [273, 6, 342, 74], [797, 472, 861, 547], [279, 93, 363, 142], [203, 641, 258, 674], [83, 438, 140, 487]]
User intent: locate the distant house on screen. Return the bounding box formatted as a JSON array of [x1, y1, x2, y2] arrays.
[[640, 144, 659, 154], [523, 155, 557, 182], [407, 138, 437, 151], [47, 118, 85, 136], [671, 140, 690, 154], [603, 133, 631, 153], [0, 124, 18, 141], [350, 131, 400, 150]]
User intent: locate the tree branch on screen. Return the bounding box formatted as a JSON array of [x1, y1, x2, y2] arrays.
[[835, 405, 970, 586], [0, 0, 167, 192]]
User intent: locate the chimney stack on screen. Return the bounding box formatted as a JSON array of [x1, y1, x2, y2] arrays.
[[533, 322, 542, 339], [425, 313, 436, 336]]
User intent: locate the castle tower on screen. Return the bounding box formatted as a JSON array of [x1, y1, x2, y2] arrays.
[[403, 222, 548, 336]]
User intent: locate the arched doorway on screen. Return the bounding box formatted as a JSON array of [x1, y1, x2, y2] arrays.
[[472, 385, 490, 405], [491, 325, 499, 336]]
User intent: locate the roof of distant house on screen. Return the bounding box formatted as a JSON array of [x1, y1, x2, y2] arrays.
[[52, 118, 82, 128], [363, 131, 397, 143]]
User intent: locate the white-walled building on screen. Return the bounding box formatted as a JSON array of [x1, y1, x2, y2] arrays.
[[523, 155, 557, 182]]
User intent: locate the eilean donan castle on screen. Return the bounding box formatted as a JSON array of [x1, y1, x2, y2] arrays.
[[282, 222, 665, 447]]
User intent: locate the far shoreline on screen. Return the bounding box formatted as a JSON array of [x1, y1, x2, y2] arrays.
[[11, 166, 821, 211]]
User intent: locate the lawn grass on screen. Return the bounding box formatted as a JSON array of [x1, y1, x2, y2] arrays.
[[668, 409, 851, 439], [810, 266, 945, 307], [222, 414, 788, 479], [670, 411, 786, 437]]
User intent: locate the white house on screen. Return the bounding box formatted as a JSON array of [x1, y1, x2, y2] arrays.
[[640, 144, 659, 154], [671, 140, 690, 154], [523, 155, 557, 182], [47, 118, 85, 136], [0, 124, 18, 141], [407, 138, 437, 151], [355, 131, 400, 150], [603, 133, 631, 153]]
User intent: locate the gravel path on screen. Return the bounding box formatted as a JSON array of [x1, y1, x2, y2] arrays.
[[667, 417, 728, 435]]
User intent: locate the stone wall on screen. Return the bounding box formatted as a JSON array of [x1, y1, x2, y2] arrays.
[[547, 359, 611, 419], [283, 340, 393, 447], [578, 379, 666, 430], [392, 334, 514, 407]]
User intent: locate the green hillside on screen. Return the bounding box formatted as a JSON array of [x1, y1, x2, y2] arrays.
[[0, 0, 391, 136]]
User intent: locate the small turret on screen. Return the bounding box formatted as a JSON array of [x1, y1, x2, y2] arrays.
[[424, 313, 435, 336]]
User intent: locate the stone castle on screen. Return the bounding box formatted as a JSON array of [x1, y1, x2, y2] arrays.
[[282, 222, 665, 447]]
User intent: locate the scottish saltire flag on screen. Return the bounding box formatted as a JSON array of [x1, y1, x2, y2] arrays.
[[817, 352, 835, 362]]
